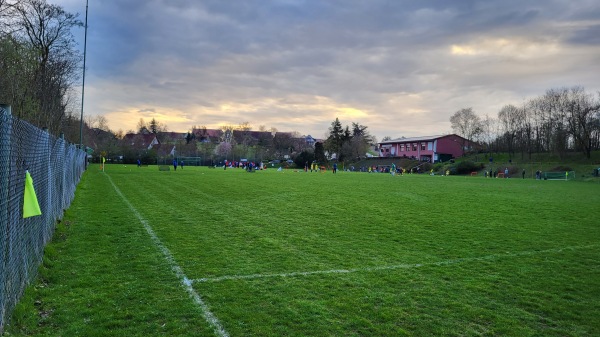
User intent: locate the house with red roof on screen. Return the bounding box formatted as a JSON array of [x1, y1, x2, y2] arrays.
[[192, 128, 223, 143], [378, 134, 474, 162], [123, 133, 160, 150]]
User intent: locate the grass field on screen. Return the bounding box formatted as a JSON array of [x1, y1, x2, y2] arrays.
[[5, 165, 600, 336]]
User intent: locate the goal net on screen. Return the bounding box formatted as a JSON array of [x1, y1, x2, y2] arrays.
[[156, 157, 202, 171], [544, 171, 575, 181], [157, 157, 171, 171], [177, 156, 202, 166]]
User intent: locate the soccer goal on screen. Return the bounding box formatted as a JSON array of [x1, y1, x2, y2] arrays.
[[156, 157, 171, 171], [177, 157, 202, 166], [544, 171, 575, 181]]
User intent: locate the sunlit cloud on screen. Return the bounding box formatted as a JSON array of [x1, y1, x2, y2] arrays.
[[450, 37, 561, 59]]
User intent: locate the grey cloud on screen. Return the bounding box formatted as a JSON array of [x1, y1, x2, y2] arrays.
[[55, 0, 600, 139], [568, 25, 600, 45]]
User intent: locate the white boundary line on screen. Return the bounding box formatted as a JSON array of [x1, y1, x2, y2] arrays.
[[106, 173, 229, 337], [193, 244, 598, 284]]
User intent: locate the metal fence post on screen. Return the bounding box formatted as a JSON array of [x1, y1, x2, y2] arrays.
[[0, 104, 13, 333]]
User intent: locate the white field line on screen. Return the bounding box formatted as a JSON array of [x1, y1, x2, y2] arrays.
[[106, 174, 229, 337], [193, 244, 598, 284]]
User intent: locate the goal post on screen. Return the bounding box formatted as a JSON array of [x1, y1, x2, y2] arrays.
[[543, 171, 575, 181], [156, 156, 203, 170], [177, 156, 202, 166]]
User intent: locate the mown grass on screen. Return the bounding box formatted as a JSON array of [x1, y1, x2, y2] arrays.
[[4, 165, 600, 336]]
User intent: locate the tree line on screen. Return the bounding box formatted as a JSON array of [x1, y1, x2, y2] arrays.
[[81, 115, 379, 167], [1, 0, 84, 141], [450, 86, 600, 160], [84, 117, 319, 165]]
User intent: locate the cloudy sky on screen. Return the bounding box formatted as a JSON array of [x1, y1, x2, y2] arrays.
[[56, 0, 600, 140]]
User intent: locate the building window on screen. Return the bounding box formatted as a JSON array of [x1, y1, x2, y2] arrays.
[[412, 143, 417, 151], [421, 143, 426, 151], [400, 144, 405, 151]]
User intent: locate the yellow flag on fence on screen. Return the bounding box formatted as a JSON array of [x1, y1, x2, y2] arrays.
[[23, 170, 42, 218], [102, 156, 106, 164]]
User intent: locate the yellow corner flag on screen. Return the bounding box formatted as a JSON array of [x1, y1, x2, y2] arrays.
[[23, 170, 42, 218]]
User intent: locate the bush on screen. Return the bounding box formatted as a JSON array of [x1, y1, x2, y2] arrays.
[[420, 163, 433, 173], [294, 151, 315, 169], [454, 160, 484, 175]]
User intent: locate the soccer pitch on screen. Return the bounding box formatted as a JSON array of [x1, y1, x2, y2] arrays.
[[8, 165, 600, 336]]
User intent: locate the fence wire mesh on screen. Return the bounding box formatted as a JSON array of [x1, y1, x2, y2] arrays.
[[0, 106, 86, 332]]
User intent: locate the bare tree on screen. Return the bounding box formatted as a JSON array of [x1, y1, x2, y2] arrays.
[[497, 104, 524, 159], [479, 114, 497, 154], [561, 87, 600, 158], [0, 0, 19, 34], [541, 88, 570, 158], [273, 132, 293, 157], [220, 125, 235, 143], [236, 122, 252, 131], [520, 102, 536, 159], [8, 0, 82, 134], [450, 108, 482, 154], [137, 118, 149, 133], [15, 0, 82, 69], [85, 115, 109, 132]]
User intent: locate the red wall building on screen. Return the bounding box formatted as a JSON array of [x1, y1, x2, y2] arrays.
[[378, 134, 473, 162]]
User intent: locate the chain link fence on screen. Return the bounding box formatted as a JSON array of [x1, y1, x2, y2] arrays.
[[1, 105, 86, 333]]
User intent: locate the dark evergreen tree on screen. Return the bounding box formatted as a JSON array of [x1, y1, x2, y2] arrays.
[[314, 142, 327, 164], [325, 118, 344, 158], [150, 118, 158, 134]]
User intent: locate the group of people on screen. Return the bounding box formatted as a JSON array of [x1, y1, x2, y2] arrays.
[[172, 159, 184, 170], [483, 168, 535, 179], [303, 162, 416, 175], [306, 161, 321, 172], [303, 161, 338, 173], [221, 160, 264, 171]]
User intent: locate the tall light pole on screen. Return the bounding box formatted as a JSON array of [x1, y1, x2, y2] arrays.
[[79, 0, 89, 149]]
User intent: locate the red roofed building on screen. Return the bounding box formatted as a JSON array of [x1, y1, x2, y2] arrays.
[[378, 134, 474, 162], [123, 133, 159, 150], [192, 128, 223, 143]]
